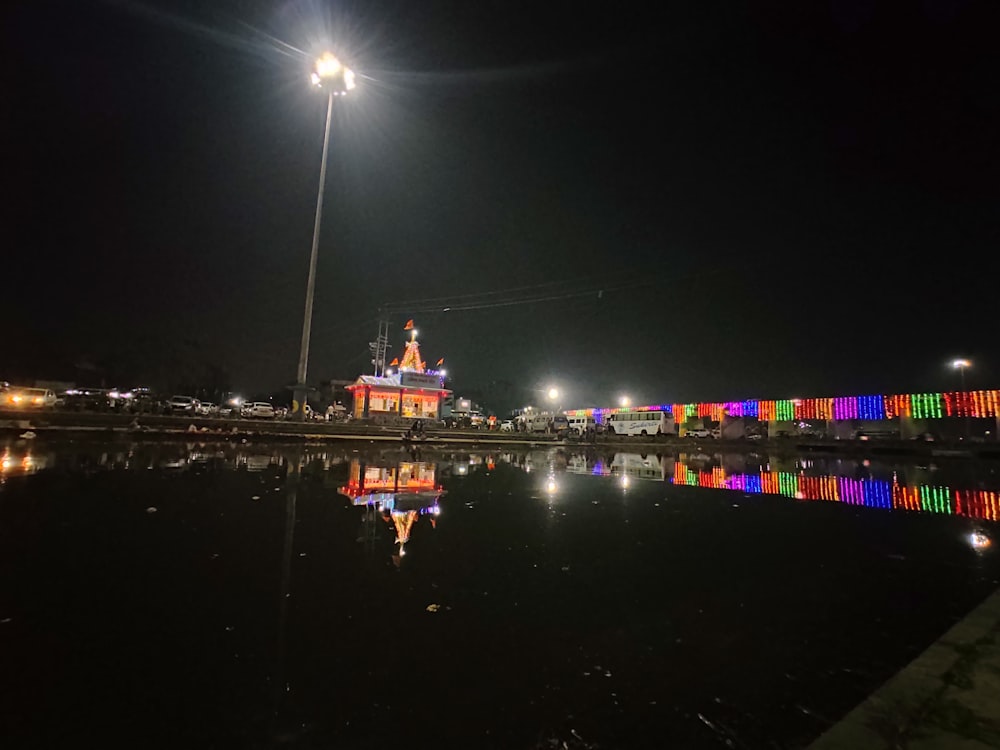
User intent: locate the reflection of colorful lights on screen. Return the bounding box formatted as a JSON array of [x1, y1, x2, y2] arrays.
[[666, 459, 1000, 520], [969, 531, 992, 550]]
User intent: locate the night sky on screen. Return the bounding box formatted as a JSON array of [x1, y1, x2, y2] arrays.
[[4, 0, 999, 409]]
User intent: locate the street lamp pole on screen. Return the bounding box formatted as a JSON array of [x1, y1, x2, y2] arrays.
[[953, 358, 972, 439], [293, 53, 355, 421], [294, 89, 334, 418]]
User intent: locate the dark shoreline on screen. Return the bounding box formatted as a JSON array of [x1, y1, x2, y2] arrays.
[[4, 409, 1000, 461]]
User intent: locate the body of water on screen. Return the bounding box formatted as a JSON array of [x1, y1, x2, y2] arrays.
[[1, 438, 998, 748]]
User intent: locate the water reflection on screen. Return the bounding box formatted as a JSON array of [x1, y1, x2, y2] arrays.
[[3, 437, 1000, 749], [3, 439, 1000, 522], [338, 458, 444, 562]]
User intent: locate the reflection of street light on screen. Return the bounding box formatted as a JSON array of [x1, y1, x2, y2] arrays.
[[293, 52, 356, 421]]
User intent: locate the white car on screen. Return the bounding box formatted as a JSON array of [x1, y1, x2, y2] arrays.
[[2, 387, 57, 409], [686, 428, 712, 438], [243, 402, 275, 419], [196, 402, 219, 416], [500, 419, 515, 432], [166, 395, 199, 413]]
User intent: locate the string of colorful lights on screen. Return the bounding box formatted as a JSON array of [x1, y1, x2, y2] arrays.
[[566, 389, 1000, 423]]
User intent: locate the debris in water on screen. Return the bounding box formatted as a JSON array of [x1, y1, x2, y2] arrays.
[[251, 496, 261, 501], [426, 604, 441, 613], [19, 431, 36, 439], [146, 507, 157, 514]]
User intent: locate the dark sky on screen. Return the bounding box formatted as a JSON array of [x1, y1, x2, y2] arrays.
[[4, 0, 999, 408]]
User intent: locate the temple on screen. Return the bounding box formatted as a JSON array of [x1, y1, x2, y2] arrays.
[[346, 320, 452, 422]]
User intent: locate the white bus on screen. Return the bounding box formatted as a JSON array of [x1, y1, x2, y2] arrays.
[[606, 410, 672, 437]]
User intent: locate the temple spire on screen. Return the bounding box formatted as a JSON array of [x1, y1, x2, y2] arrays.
[[398, 321, 424, 373]]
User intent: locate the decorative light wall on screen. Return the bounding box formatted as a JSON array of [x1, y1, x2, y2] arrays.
[[576, 389, 1000, 423]]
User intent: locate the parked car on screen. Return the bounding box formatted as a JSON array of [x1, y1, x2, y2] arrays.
[[243, 402, 276, 419], [500, 419, 515, 432], [686, 428, 713, 438], [59, 388, 111, 412], [195, 402, 219, 416], [2, 387, 57, 409], [166, 395, 199, 414]]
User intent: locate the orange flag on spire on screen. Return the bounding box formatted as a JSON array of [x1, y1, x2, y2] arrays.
[[436, 358, 444, 366], [390, 358, 399, 366], [403, 319, 414, 330]]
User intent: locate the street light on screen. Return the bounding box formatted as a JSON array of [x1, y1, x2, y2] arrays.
[[953, 358, 972, 438], [952, 359, 971, 391], [547, 387, 560, 402], [619, 396, 630, 408], [293, 52, 356, 420]]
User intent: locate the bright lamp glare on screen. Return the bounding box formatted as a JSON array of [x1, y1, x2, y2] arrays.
[[548, 388, 559, 400], [312, 52, 356, 94], [953, 359, 972, 369]]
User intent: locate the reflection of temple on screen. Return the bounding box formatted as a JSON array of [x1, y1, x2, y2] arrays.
[[339, 459, 445, 557]]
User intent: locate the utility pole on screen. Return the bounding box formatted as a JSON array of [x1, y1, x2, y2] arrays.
[[369, 313, 391, 377]]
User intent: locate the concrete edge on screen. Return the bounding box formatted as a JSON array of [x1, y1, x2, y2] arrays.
[[806, 586, 1000, 750]]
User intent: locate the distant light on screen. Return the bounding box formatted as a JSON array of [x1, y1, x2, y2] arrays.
[[620, 396, 630, 407], [439, 369, 446, 377], [953, 359, 972, 369], [548, 388, 559, 401]]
